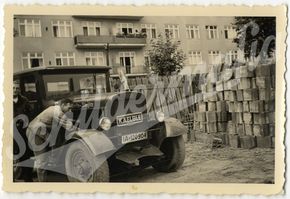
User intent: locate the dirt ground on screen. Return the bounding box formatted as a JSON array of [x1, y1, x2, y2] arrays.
[[115, 142, 275, 183], [25, 141, 274, 183]]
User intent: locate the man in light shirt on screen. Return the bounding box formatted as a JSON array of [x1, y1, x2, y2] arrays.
[[26, 98, 77, 182], [117, 66, 130, 91]]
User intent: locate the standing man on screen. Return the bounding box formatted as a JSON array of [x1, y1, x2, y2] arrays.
[[116, 66, 130, 91], [13, 81, 33, 182], [26, 98, 77, 182], [13, 81, 31, 118]]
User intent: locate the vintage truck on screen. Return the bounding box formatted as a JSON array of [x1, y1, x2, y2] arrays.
[[13, 66, 187, 182]]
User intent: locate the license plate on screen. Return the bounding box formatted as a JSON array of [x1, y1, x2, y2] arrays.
[[121, 132, 148, 144]]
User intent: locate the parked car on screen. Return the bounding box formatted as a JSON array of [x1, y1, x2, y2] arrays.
[[13, 66, 186, 182]]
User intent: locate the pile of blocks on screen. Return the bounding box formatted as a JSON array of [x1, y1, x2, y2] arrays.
[[193, 63, 275, 149]]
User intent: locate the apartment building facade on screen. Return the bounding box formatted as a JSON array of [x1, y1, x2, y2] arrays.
[[13, 15, 241, 74]]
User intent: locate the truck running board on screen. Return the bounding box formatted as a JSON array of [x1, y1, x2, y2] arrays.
[[115, 145, 163, 166]]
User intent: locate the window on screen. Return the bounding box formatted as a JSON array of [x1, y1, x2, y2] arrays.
[[52, 20, 73, 37], [141, 24, 157, 38], [18, 19, 41, 37], [47, 82, 70, 93], [164, 24, 179, 39], [119, 52, 135, 74], [208, 51, 221, 65], [22, 52, 44, 69], [43, 73, 107, 100], [79, 74, 106, 94], [186, 25, 200, 39], [22, 75, 37, 102], [81, 21, 101, 36], [205, 25, 219, 39], [188, 51, 203, 65], [55, 52, 75, 66], [226, 50, 238, 64], [224, 26, 237, 39], [116, 23, 133, 35], [85, 52, 104, 66]]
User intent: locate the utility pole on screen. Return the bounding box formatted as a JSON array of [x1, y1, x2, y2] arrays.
[[104, 43, 110, 66]]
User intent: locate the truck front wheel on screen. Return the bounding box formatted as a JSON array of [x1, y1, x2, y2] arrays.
[[153, 135, 185, 172], [65, 140, 109, 182]]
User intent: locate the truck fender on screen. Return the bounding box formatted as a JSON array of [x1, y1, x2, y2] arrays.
[[152, 117, 187, 148], [164, 117, 187, 138], [68, 130, 116, 157]]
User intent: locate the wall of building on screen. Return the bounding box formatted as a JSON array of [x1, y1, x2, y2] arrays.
[[13, 15, 238, 74], [140, 16, 238, 73]]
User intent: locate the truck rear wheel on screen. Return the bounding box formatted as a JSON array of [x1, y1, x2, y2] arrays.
[[153, 135, 185, 172], [65, 140, 109, 182]]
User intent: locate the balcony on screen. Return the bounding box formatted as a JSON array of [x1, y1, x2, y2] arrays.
[[74, 34, 147, 49], [73, 15, 143, 21], [110, 65, 147, 75]]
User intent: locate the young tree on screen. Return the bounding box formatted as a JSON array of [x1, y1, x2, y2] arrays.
[[233, 17, 276, 59], [145, 32, 186, 76]]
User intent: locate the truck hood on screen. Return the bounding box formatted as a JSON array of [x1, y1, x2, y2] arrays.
[[70, 91, 147, 116], [71, 92, 115, 103]]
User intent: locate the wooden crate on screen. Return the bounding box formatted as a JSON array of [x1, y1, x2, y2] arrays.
[[229, 134, 240, 148], [207, 102, 216, 111], [255, 77, 271, 89], [240, 135, 256, 149], [199, 102, 207, 112], [224, 91, 236, 101], [244, 124, 253, 136], [235, 65, 254, 78], [227, 121, 236, 134], [249, 101, 264, 113], [217, 112, 228, 122], [243, 113, 253, 124], [243, 101, 250, 112], [255, 64, 271, 77], [253, 124, 270, 137], [236, 124, 246, 136], [216, 101, 227, 112], [236, 90, 244, 101], [217, 122, 227, 132], [243, 89, 259, 101], [216, 80, 224, 92], [207, 122, 218, 133], [234, 101, 243, 112], [206, 111, 217, 122], [256, 136, 273, 148], [253, 113, 267, 124], [237, 78, 252, 90], [232, 113, 243, 124]]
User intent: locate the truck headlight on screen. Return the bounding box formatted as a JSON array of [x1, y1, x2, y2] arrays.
[[99, 117, 111, 131], [156, 111, 165, 122]]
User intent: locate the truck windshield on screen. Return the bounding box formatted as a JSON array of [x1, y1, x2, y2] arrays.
[[43, 73, 107, 100]]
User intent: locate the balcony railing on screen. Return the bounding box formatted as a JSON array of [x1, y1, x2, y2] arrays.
[[110, 64, 147, 75], [74, 34, 147, 49]]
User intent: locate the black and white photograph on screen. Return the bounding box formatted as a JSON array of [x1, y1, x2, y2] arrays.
[[2, 5, 286, 194]]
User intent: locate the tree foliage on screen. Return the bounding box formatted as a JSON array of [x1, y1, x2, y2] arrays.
[[233, 17, 276, 58], [145, 32, 186, 76]]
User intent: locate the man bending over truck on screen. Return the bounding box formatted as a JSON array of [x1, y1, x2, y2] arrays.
[[26, 98, 78, 182]]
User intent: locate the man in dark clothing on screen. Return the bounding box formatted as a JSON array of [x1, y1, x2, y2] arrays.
[[13, 81, 34, 182]]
